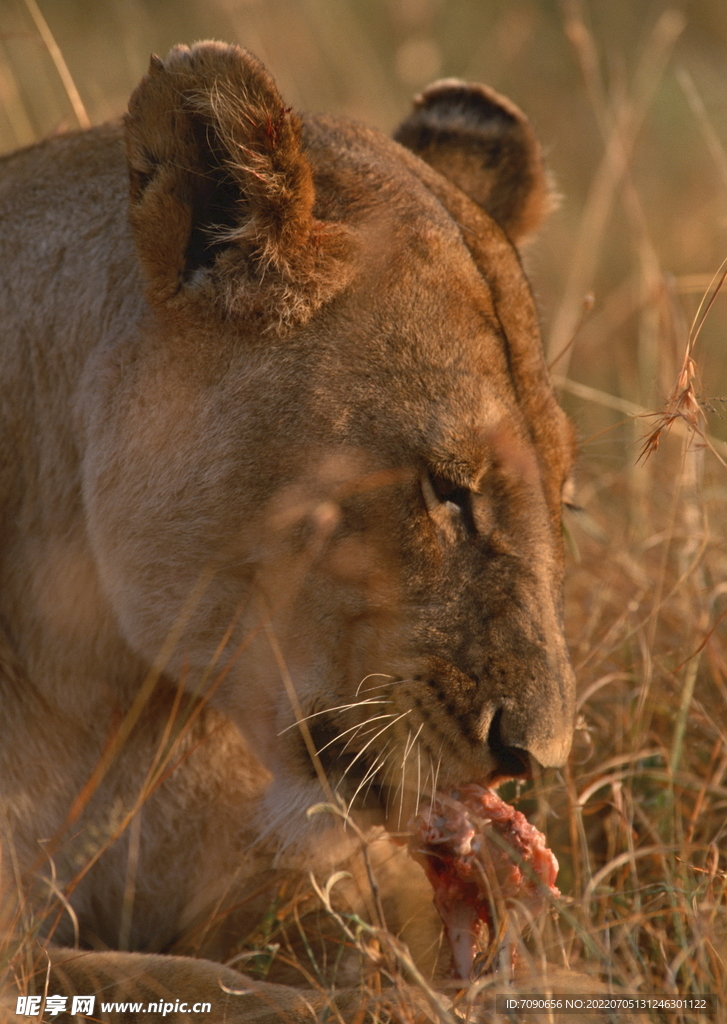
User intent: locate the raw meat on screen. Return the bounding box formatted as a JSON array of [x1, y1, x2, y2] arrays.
[[408, 784, 560, 980]]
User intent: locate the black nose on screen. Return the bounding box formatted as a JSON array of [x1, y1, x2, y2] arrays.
[[487, 708, 531, 779]]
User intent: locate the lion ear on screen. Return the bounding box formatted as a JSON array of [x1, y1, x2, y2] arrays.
[[124, 43, 351, 325], [393, 80, 554, 244]]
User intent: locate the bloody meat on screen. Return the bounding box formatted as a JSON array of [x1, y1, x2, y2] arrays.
[[408, 784, 560, 980]]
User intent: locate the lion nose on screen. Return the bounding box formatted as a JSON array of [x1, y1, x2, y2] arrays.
[[487, 697, 574, 775], [486, 709, 531, 777]]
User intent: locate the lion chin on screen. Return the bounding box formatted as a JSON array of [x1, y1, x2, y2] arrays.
[[0, 41, 576, 1021]]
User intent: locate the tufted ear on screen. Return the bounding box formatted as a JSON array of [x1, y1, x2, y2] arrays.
[[394, 79, 554, 244], [124, 42, 351, 326]]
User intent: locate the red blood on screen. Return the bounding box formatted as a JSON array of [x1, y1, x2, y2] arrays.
[[408, 784, 560, 980]]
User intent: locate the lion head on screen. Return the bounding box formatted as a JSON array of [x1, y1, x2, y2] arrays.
[[73, 43, 576, 845]]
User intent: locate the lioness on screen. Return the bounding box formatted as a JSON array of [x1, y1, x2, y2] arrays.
[[0, 42, 575, 1021]]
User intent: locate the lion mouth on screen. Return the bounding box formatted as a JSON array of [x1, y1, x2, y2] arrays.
[[308, 714, 559, 980], [308, 706, 534, 818]]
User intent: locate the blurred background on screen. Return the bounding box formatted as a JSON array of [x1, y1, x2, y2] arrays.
[[2, 0, 726, 999]]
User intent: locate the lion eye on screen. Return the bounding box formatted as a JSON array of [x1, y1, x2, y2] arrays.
[[422, 471, 478, 538], [429, 473, 470, 511]]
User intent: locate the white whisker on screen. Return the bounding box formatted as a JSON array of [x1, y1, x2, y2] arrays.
[[397, 722, 423, 829], [355, 677, 410, 695], [423, 755, 433, 798], [432, 745, 443, 795], [362, 743, 392, 804], [345, 741, 392, 818], [385, 744, 405, 817], [355, 673, 397, 697], [314, 713, 398, 756], [401, 722, 423, 768], [415, 738, 422, 816], [397, 729, 410, 830], [277, 696, 392, 735], [424, 743, 443, 801], [340, 716, 401, 756], [337, 709, 412, 783]]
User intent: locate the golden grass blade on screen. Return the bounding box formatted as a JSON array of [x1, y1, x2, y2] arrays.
[[547, 9, 685, 371], [677, 68, 727, 193], [22, 0, 90, 129]]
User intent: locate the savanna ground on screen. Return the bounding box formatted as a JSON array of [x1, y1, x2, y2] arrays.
[[1, 1, 726, 1021]]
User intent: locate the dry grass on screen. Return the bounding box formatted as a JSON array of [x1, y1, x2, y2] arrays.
[[1, 1, 726, 1021]]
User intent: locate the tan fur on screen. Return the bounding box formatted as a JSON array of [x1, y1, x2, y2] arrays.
[[0, 43, 576, 1020]]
